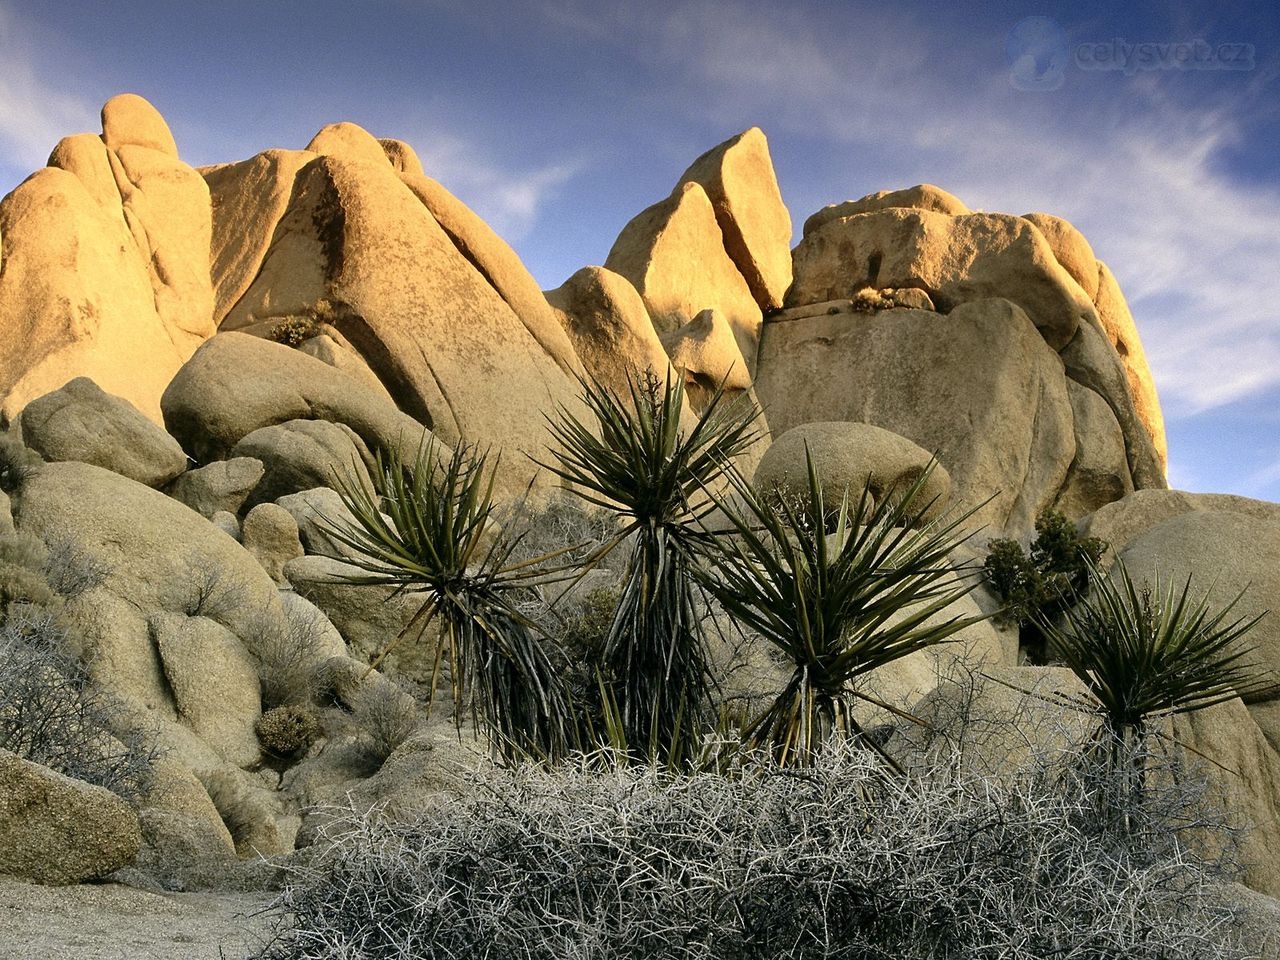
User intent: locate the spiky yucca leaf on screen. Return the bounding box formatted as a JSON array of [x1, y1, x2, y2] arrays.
[[1041, 561, 1279, 739], [323, 440, 574, 762], [698, 449, 986, 768], [540, 372, 762, 766]]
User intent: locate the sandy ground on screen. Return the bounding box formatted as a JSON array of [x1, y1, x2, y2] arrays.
[[0, 880, 274, 960]]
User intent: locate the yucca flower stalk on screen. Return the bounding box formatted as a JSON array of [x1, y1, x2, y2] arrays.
[[1037, 561, 1278, 820], [540, 371, 762, 766], [323, 440, 574, 762], [697, 450, 985, 769]]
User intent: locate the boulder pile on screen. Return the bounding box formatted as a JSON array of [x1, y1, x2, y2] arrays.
[[2, 94, 1277, 916]]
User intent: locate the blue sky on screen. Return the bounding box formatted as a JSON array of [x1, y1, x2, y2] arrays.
[[1, 0, 1277, 499]]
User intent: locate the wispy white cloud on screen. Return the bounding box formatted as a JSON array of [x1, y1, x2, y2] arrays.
[[416, 132, 586, 242], [0, 4, 96, 178]]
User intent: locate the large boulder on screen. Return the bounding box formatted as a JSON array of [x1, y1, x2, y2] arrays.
[[297, 332, 397, 403], [134, 758, 236, 873], [100, 92, 179, 157], [1059, 312, 1166, 492], [1051, 380, 1134, 518], [1079, 489, 1280, 561], [1172, 698, 1280, 897], [676, 127, 792, 311], [545, 266, 674, 398], [241, 502, 304, 583], [803, 184, 971, 235], [204, 148, 316, 325], [1, 93, 218, 426], [305, 121, 394, 168], [0, 167, 186, 424], [150, 613, 263, 770], [754, 421, 950, 521], [788, 207, 1095, 350], [274, 486, 361, 558], [605, 181, 761, 369], [661, 309, 753, 405], [164, 457, 265, 517], [212, 140, 579, 490], [1021, 211, 1099, 299], [1094, 261, 1166, 471], [231, 418, 374, 508], [0, 749, 141, 885], [399, 171, 580, 376], [17, 378, 187, 487], [754, 299, 1077, 534], [162, 331, 432, 466]]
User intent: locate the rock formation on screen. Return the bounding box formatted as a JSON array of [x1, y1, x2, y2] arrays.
[[0, 95, 213, 424], [9, 94, 1255, 910]]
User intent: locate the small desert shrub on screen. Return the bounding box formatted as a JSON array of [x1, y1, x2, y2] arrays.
[[850, 285, 895, 312], [504, 493, 620, 573], [254, 609, 331, 710], [268, 316, 320, 348], [181, 559, 250, 620], [983, 509, 1106, 649], [41, 535, 109, 599], [254, 746, 1245, 960], [0, 556, 57, 614], [0, 605, 157, 800], [256, 704, 322, 758], [0, 532, 58, 616], [350, 678, 419, 769], [0, 430, 42, 494], [557, 584, 619, 657]]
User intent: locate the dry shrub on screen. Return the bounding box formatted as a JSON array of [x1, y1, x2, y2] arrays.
[[0, 430, 42, 494], [850, 286, 896, 313], [0, 605, 157, 801], [350, 677, 419, 770], [254, 607, 331, 710], [256, 705, 322, 758], [42, 535, 109, 599], [253, 741, 1247, 960]]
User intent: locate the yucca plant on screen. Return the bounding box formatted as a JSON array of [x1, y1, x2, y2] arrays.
[[697, 450, 985, 769], [1038, 560, 1279, 817], [540, 371, 761, 766], [323, 440, 574, 762]]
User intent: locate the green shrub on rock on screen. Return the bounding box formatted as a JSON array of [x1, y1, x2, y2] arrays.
[[983, 509, 1106, 649], [0, 430, 42, 495], [268, 316, 320, 348]]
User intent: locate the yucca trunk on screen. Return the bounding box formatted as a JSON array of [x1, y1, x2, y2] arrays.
[[604, 522, 707, 765], [1099, 719, 1148, 836], [441, 603, 571, 763], [743, 671, 882, 768]]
